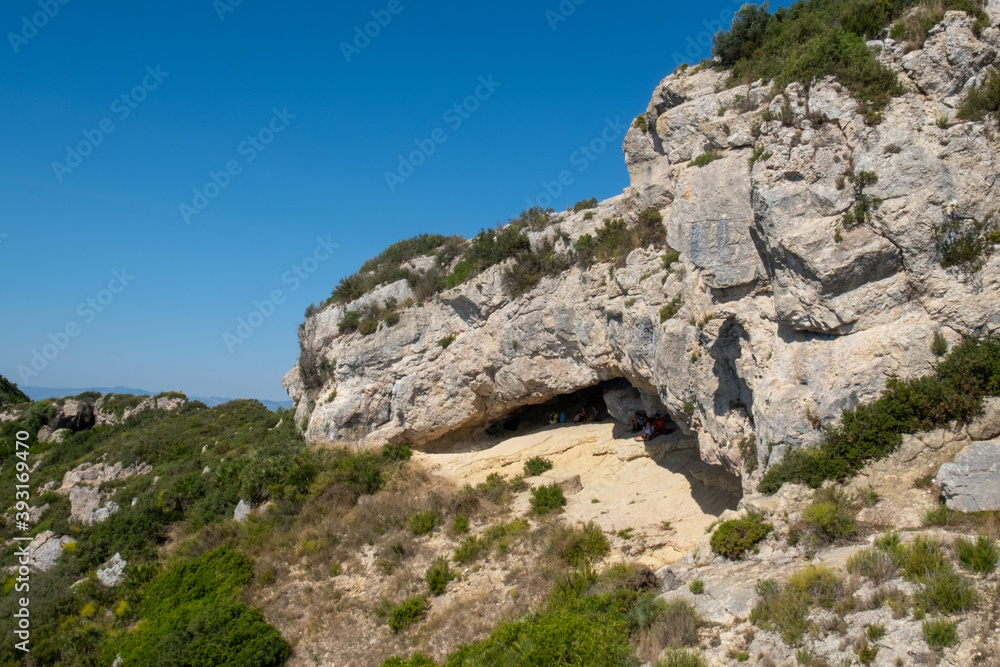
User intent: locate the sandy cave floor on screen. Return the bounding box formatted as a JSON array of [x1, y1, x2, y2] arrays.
[[413, 421, 740, 567]]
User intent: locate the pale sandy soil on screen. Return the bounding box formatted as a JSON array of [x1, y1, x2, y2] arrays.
[[415, 421, 740, 566]]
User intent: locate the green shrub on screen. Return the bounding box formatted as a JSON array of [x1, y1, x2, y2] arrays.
[[691, 152, 720, 168], [750, 566, 843, 645], [338, 310, 361, 333], [657, 649, 706, 667], [925, 504, 948, 526], [524, 456, 554, 477], [662, 248, 681, 271], [933, 209, 999, 274], [502, 239, 571, 297], [553, 522, 610, 566], [899, 536, 948, 581], [573, 197, 598, 212], [958, 67, 1000, 121], [760, 336, 1000, 494], [454, 519, 530, 564], [689, 579, 705, 595], [109, 547, 289, 667], [409, 510, 442, 537], [916, 568, 978, 613], [710, 512, 772, 559], [634, 115, 648, 131], [453, 515, 469, 534], [856, 640, 878, 663], [804, 488, 858, 540], [382, 653, 437, 667], [530, 484, 566, 515], [866, 623, 886, 642], [922, 618, 959, 649], [438, 334, 456, 348], [932, 330, 949, 356], [955, 533, 999, 573], [358, 318, 379, 336], [425, 559, 455, 596], [387, 596, 427, 633], [660, 297, 682, 323]]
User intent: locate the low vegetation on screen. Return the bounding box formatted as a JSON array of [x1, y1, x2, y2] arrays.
[[711, 0, 989, 119], [530, 483, 567, 515], [958, 67, 1000, 121], [710, 512, 773, 559], [760, 336, 1000, 493], [523, 456, 554, 477], [933, 207, 1000, 274]]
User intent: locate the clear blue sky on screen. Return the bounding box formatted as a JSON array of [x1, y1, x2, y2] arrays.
[[0, 0, 775, 402]]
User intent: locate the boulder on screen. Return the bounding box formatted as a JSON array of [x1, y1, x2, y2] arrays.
[[97, 553, 127, 587], [938, 441, 1000, 512], [234, 499, 252, 523], [26, 531, 73, 572]]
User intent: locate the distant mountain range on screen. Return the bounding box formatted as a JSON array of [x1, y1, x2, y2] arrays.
[[21, 386, 293, 412]]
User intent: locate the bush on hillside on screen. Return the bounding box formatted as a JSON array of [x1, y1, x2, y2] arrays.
[[759, 336, 1000, 493], [710, 512, 772, 559]]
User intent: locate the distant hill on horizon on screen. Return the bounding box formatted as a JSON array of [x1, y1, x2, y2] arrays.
[[21, 386, 293, 412]]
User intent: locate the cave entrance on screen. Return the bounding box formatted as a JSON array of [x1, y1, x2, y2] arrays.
[[483, 378, 678, 438]]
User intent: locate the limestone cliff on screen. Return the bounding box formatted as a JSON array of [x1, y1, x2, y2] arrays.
[[285, 8, 1000, 492]]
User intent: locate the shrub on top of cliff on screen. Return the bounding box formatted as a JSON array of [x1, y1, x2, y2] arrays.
[[330, 233, 452, 304], [958, 67, 1000, 122], [891, 0, 989, 51], [714, 0, 922, 116], [464, 224, 532, 274], [759, 336, 1000, 493], [573, 197, 598, 212], [338, 310, 361, 333], [710, 512, 772, 559], [502, 239, 571, 297]]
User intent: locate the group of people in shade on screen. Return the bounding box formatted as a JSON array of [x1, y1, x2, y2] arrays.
[[629, 411, 669, 442], [545, 406, 669, 442]]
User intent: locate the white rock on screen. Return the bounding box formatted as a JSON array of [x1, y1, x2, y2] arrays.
[[96, 553, 127, 586]]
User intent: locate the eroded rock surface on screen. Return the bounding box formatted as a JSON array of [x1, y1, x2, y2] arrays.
[[286, 12, 1000, 495], [938, 440, 1000, 512]]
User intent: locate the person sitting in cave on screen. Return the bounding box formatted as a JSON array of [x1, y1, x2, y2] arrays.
[[629, 411, 648, 433], [586, 405, 599, 423], [549, 412, 560, 425], [635, 421, 655, 442], [573, 406, 589, 423]]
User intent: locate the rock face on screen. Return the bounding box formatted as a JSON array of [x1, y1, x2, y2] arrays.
[[234, 499, 252, 523], [286, 12, 1000, 491], [58, 461, 153, 525], [938, 440, 1000, 512]]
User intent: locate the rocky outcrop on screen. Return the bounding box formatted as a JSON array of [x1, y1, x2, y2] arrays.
[[26, 531, 74, 572], [58, 461, 152, 525], [938, 440, 1000, 512], [96, 553, 127, 586], [94, 394, 187, 426], [286, 11, 1000, 492]]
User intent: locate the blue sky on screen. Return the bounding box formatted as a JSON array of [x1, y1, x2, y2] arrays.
[[0, 0, 771, 402]]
